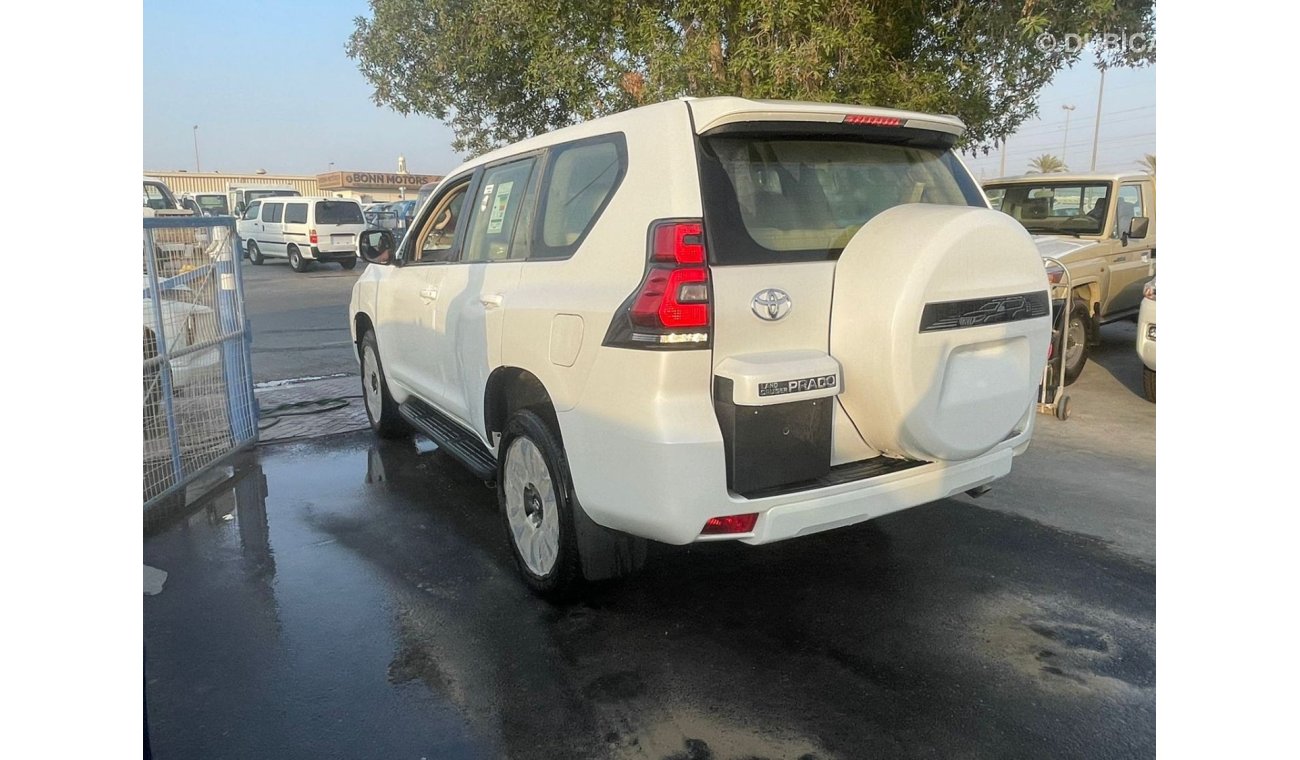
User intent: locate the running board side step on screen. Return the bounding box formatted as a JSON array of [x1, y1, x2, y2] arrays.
[[398, 398, 497, 480]]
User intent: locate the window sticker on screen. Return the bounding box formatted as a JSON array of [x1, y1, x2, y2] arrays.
[[486, 181, 514, 234], [479, 184, 494, 213]]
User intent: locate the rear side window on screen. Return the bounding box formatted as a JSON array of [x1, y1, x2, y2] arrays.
[[262, 202, 284, 223], [462, 157, 538, 263], [315, 201, 363, 225], [699, 136, 985, 264], [533, 134, 627, 259], [284, 203, 308, 224]]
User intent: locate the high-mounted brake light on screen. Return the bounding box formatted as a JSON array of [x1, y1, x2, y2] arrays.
[[603, 219, 712, 349], [701, 513, 759, 535], [843, 114, 903, 127]]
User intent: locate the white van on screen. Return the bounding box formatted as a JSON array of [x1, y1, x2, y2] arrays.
[[238, 196, 366, 271]]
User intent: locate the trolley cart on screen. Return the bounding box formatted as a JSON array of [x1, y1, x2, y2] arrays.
[[1037, 256, 1072, 421]]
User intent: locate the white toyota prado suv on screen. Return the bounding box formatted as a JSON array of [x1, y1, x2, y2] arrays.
[[349, 97, 1051, 597]]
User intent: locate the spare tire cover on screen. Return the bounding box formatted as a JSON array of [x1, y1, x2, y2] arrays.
[[831, 205, 1051, 461]]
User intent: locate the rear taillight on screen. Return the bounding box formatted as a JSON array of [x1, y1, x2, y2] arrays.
[[309, 228, 318, 244], [603, 219, 711, 349]]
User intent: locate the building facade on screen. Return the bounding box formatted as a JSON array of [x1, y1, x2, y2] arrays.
[[146, 170, 443, 203]]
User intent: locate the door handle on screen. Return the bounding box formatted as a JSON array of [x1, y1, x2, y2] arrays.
[[419, 286, 438, 301], [480, 293, 504, 309]]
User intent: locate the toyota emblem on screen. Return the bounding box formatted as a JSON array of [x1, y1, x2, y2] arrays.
[[752, 288, 792, 321]]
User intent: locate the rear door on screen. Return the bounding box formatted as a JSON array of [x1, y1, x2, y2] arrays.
[[442, 154, 539, 434], [282, 202, 310, 253], [693, 113, 1043, 484], [314, 200, 366, 254]]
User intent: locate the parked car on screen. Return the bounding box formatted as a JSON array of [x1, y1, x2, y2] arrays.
[[983, 173, 1155, 383], [1136, 278, 1156, 402], [349, 96, 1052, 596], [180, 192, 231, 216], [238, 196, 366, 272], [143, 176, 189, 217], [143, 281, 221, 433], [228, 184, 302, 217]]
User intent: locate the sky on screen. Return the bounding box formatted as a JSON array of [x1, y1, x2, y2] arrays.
[[144, 0, 1155, 179]]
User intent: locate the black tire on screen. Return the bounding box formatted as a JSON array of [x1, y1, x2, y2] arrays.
[[1062, 300, 1092, 385], [340, 257, 358, 270], [1142, 366, 1156, 403], [498, 409, 584, 599], [359, 330, 409, 438], [247, 240, 264, 265], [288, 245, 308, 273]]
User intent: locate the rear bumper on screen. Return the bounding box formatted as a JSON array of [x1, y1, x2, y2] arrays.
[[560, 347, 1030, 546], [309, 246, 357, 262], [744, 448, 1013, 544]]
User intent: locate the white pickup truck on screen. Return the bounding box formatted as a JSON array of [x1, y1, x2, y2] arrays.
[[983, 173, 1155, 383]]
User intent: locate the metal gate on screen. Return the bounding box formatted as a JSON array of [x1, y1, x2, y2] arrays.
[[143, 217, 257, 510]]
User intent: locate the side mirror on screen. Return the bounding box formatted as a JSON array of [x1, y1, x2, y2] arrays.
[[1126, 216, 1150, 241], [359, 229, 397, 265]]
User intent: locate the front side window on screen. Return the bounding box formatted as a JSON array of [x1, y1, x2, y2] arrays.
[[535, 135, 626, 259], [984, 181, 1114, 236], [315, 201, 363, 225], [461, 158, 537, 263], [143, 182, 175, 210], [699, 136, 984, 264], [284, 203, 308, 225], [262, 203, 284, 223], [243, 201, 261, 221], [414, 180, 472, 263], [1116, 184, 1144, 236]]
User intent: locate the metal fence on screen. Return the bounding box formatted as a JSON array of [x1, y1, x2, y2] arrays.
[[144, 216, 257, 510]]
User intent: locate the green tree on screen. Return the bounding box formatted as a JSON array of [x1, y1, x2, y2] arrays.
[[1137, 153, 1155, 174], [1029, 154, 1068, 173], [348, 0, 1155, 156]]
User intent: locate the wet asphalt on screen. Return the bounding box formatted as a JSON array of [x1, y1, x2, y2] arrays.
[[144, 430, 1154, 760]]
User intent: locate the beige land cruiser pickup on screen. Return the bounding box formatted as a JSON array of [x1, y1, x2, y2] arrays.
[[983, 173, 1155, 383]]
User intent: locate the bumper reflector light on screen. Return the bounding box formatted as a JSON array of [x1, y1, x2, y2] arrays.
[[701, 513, 759, 535]]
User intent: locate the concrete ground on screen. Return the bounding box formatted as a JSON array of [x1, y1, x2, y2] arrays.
[[144, 334, 1154, 760], [145, 265, 1154, 758], [242, 256, 364, 383]]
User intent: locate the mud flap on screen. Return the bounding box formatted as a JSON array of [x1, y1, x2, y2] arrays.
[[572, 497, 648, 581]]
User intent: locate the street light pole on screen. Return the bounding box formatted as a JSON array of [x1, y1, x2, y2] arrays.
[[1090, 67, 1107, 171], [1061, 105, 1076, 167], [192, 125, 201, 173]]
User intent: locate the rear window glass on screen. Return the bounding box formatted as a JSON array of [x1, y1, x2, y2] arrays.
[[197, 195, 229, 214], [315, 201, 363, 225], [284, 203, 308, 224], [699, 137, 985, 264]]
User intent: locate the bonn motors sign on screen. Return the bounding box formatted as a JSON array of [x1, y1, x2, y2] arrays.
[[318, 171, 439, 190]]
